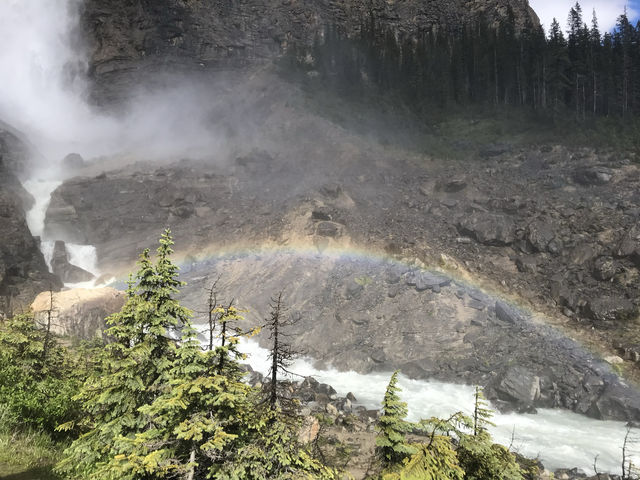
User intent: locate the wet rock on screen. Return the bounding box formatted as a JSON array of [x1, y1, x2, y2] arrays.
[[457, 213, 516, 246], [311, 208, 332, 221], [51, 241, 95, 284], [0, 152, 61, 313], [587, 382, 640, 421], [31, 287, 125, 339], [492, 366, 541, 405]]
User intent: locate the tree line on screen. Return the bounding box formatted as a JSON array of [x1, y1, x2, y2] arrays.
[[295, 2, 640, 121]]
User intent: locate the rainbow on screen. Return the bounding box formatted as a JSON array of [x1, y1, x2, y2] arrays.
[[102, 237, 605, 358]]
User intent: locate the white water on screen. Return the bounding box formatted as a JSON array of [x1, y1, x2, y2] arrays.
[[22, 175, 102, 288], [237, 339, 631, 475], [22, 178, 62, 237]]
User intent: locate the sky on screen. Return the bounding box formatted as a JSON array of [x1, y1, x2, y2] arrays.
[[528, 0, 640, 33]]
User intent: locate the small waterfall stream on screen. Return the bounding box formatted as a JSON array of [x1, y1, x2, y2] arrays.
[[22, 173, 101, 288]]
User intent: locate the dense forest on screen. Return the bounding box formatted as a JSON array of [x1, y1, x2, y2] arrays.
[[297, 2, 640, 122]]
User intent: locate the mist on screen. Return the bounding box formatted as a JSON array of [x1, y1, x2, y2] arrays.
[[0, 0, 230, 173]]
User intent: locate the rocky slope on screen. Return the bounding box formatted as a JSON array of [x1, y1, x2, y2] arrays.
[[0, 127, 61, 315], [80, 0, 538, 103], [42, 72, 640, 421]]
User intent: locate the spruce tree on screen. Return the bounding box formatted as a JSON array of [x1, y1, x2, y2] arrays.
[[57, 231, 338, 480], [57, 230, 192, 479], [375, 370, 415, 465]]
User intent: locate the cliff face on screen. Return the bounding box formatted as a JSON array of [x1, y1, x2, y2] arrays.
[[80, 0, 539, 102], [0, 128, 62, 316]]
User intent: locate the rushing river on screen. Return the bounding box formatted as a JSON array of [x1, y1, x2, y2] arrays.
[[238, 339, 631, 475]]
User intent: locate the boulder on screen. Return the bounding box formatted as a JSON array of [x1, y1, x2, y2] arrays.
[[525, 219, 557, 253], [587, 382, 640, 421], [593, 257, 617, 281], [573, 166, 613, 186], [31, 287, 126, 339], [584, 297, 637, 325], [492, 366, 541, 405], [62, 152, 85, 169], [438, 176, 467, 193], [456, 213, 516, 246], [495, 301, 526, 325], [405, 271, 451, 293], [616, 226, 640, 267]]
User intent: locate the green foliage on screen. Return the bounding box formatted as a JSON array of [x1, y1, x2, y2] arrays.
[[221, 408, 339, 479], [376, 371, 416, 465], [472, 386, 495, 436], [57, 230, 339, 480], [376, 383, 523, 480], [354, 276, 373, 287], [0, 313, 84, 436], [382, 438, 464, 480], [457, 431, 523, 480]]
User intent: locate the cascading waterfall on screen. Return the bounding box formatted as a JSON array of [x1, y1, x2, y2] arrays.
[[22, 175, 102, 287]]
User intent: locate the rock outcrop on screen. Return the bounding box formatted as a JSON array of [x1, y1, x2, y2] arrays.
[[0, 126, 61, 314], [80, 0, 538, 103], [50, 240, 95, 284], [31, 287, 126, 339]]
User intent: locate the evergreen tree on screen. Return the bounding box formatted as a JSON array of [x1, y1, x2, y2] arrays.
[[57, 230, 192, 479], [375, 371, 415, 465], [0, 313, 84, 435], [57, 231, 337, 480]]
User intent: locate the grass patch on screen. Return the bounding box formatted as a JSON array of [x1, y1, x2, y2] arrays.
[[0, 406, 63, 480]]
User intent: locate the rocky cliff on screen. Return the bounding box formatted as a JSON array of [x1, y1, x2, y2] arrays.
[[80, 0, 538, 102], [0, 127, 61, 315]]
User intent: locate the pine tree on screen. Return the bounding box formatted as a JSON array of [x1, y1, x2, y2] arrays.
[[472, 385, 495, 436], [57, 231, 338, 480], [376, 371, 415, 465], [56, 230, 193, 479]]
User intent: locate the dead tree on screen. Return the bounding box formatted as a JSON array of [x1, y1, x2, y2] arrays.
[[205, 275, 222, 351], [264, 291, 300, 410], [622, 424, 640, 480], [39, 288, 56, 365]]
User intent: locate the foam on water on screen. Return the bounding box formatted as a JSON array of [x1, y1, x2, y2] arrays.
[[235, 338, 630, 475], [23, 175, 102, 287]]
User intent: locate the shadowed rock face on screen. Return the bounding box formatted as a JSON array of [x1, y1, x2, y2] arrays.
[[80, 0, 538, 103], [0, 128, 61, 315]]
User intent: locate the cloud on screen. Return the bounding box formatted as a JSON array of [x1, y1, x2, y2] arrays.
[[529, 0, 639, 33]]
